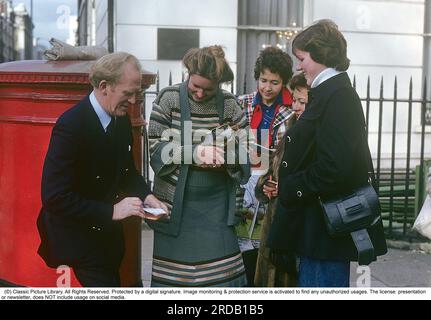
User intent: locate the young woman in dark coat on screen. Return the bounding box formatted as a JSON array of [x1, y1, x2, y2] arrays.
[[267, 19, 387, 287]]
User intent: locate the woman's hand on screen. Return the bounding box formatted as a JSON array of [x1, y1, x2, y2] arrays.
[[195, 145, 224, 168], [263, 176, 278, 199]]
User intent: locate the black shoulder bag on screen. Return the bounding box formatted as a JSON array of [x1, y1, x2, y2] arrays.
[[319, 131, 382, 266]]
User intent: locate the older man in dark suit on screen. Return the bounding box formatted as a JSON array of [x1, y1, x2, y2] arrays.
[[37, 52, 168, 287]]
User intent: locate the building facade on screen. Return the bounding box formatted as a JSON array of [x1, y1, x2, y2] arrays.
[[13, 3, 33, 60], [77, 0, 430, 167], [78, 0, 238, 92], [0, 0, 15, 62]]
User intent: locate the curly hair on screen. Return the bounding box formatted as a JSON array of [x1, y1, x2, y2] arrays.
[[253, 46, 293, 85], [182, 45, 234, 84], [292, 19, 350, 71]]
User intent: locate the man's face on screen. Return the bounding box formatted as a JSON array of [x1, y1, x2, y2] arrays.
[[105, 62, 142, 117], [187, 74, 218, 102]]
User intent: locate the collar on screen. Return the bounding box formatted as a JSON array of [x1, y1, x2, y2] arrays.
[[89, 91, 112, 132], [252, 87, 293, 107], [261, 103, 276, 114], [311, 68, 342, 88]]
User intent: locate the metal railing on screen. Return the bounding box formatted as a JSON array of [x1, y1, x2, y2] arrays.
[[353, 76, 430, 239]]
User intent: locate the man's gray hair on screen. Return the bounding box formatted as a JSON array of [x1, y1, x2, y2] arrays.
[[89, 52, 142, 88]]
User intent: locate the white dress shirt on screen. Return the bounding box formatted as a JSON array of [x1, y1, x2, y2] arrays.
[[311, 68, 343, 88], [89, 91, 112, 132]]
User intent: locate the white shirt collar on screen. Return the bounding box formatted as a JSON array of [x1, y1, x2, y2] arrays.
[[89, 91, 112, 132], [311, 68, 343, 88]]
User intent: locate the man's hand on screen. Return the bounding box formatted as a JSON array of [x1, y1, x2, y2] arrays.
[[112, 197, 145, 220], [143, 194, 170, 221]]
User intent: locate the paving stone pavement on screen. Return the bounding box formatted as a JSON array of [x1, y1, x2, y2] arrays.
[[350, 248, 431, 287]]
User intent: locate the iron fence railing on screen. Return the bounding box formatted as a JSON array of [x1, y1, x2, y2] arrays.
[[352, 76, 430, 240]]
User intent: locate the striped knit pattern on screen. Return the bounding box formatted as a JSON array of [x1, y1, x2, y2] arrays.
[[148, 85, 249, 213], [152, 252, 246, 287]]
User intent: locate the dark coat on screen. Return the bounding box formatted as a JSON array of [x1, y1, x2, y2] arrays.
[[37, 96, 151, 269], [267, 72, 387, 261]]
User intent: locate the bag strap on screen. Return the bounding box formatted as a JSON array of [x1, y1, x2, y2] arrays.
[[351, 133, 380, 265], [351, 229, 375, 265], [360, 126, 378, 189], [179, 82, 192, 163], [179, 82, 190, 142]]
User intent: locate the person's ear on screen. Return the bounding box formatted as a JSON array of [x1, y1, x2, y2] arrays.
[[99, 80, 109, 96]]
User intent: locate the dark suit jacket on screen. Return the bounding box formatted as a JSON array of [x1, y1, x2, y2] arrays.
[[267, 72, 387, 261], [37, 96, 151, 269]]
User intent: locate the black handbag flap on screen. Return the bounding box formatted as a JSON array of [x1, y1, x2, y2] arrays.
[[337, 195, 369, 224], [320, 184, 381, 236]]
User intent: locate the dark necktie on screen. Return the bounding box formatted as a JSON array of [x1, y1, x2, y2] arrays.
[[106, 117, 116, 139], [106, 117, 116, 141]]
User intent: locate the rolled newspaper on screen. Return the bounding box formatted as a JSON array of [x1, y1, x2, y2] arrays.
[[44, 38, 108, 61]]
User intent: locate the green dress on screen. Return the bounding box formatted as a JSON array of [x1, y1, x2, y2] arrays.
[[152, 168, 246, 287]]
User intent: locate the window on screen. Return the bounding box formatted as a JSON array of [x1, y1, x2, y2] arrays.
[[157, 28, 199, 60]]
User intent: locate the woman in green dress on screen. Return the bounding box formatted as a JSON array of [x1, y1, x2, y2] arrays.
[[148, 45, 250, 287]]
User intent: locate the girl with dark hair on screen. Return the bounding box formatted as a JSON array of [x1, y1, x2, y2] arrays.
[[238, 46, 294, 214], [240, 46, 294, 154], [237, 46, 294, 285]]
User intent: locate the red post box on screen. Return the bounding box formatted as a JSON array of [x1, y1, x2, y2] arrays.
[[0, 60, 155, 287]]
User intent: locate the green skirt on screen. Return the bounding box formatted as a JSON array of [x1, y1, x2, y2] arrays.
[[152, 168, 246, 287]]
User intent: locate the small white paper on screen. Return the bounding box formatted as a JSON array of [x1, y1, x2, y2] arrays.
[[143, 207, 167, 216], [249, 142, 276, 152], [219, 127, 233, 138]]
